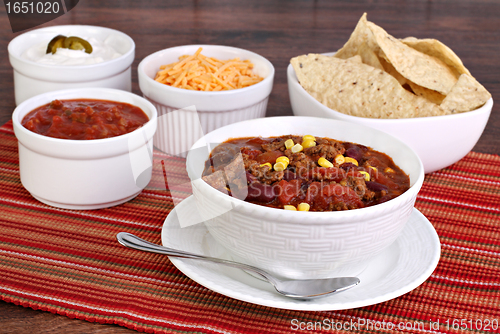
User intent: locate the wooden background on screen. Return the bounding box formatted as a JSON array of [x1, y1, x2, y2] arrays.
[[0, 0, 498, 332]]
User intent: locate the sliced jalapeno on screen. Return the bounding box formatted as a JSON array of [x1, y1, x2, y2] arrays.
[[63, 36, 93, 54], [46, 35, 66, 54]]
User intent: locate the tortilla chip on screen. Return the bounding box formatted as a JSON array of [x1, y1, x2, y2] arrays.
[[334, 14, 383, 70], [367, 22, 459, 95], [357, 42, 384, 70], [294, 13, 491, 119], [346, 55, 363, 64], [408, 82, 446, 105], [291, 54, 447, 119], [440, 74, 491, 113], [401, 37, 471, 77], [335, 13, 380, 60], [378, 56, 407, 86]]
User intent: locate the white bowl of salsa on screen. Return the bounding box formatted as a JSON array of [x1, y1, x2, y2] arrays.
[[12, 88, 157, 210]]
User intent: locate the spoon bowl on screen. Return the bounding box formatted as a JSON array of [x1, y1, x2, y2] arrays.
[[116, 232, 360, 300]]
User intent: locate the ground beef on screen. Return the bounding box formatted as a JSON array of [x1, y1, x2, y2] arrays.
[[305, 142, 345, 162], [330, 202, 349, 211], [261, 138, 286, 152], [285, 151, 316, 175], [346, 174, 372, 199], [242, 152, 285, 184], [265, 170, 284, 184], [242, 153, 256, 169], [248, 162, 284, 184]]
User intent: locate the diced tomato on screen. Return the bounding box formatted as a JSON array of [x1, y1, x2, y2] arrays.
[[372, 170, 399, 190], [312, 194, 332, 211], [255, 150, 284, 164], [309, 167, 345, 182], [245, 137, 268, 146], [276, 179, 301, 205], [305, 182, 322, 203], [322, 183, 363, 208], [241, 148, 262, 160]]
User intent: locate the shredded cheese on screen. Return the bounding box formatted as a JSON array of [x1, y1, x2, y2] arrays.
[[154, 47, 264, 91]]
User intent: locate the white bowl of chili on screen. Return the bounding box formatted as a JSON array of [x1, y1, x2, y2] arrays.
[[8, 25, 135, 105], [186, 116, 424, 280], [12, 88, 157, 210], [138, 45, 274, 157]]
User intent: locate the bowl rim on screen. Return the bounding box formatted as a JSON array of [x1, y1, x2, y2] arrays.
[[186, 116, 425, 220], [8, 24, 136, 70], [138, 44, 275, 96], [286, 55, 494, 123], [12, 87, 157, 146]]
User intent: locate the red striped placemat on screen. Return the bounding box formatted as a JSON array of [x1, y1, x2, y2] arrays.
[[0, 120, 499, 334]]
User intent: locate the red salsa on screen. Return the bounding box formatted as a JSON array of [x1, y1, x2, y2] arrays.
[[202, 135, 410, 211], [22, 99, 149, 140]]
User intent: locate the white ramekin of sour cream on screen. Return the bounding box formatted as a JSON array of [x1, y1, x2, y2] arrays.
[[8, 25, 135, 105]]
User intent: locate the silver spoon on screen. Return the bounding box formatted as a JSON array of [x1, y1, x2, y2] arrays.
[[116, 232, 360, 300]]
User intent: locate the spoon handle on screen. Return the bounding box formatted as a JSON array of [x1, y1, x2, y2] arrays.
[[116, 232, 274, 282]]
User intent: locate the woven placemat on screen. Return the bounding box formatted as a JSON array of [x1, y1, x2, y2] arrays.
[[0, 120, 499, 334]]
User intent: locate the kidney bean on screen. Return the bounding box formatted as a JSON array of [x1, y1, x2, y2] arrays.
[[365, 181, 388, 192], [344, 142, 368, 151], [283, 170, 298, 181], [376, 194, 392, 204], [344, 146, 362, 162], [340, 162, 357, 171], [246, 182, 276, 203], [246, 171, 258, 184]]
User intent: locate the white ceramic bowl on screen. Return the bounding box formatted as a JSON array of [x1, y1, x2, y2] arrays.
[[8, 25, 135, 105], [287, 59, 493, 174], [138, 44, 274, 157], [12, 88, 157, 210], [186, 116, 424, 279]]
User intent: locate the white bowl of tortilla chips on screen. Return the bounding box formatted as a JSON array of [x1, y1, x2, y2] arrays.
[[288, 13, 492, 174]]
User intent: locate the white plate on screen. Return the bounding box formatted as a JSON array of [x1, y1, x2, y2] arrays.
[[161, 196, 441, 311]]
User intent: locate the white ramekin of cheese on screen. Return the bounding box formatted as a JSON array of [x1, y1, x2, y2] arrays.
[[8, 25, 135, 105]]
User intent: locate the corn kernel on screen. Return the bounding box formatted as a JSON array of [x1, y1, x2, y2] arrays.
[[359, 171, 370, 182], [274, 161, 287, 172], [318, 157, 334, 168], [284, 205, 297, 211], [285, 139, 295, 149], [384, 167, 395, 173], [344, 157, 359, 166], [276, 156, 290, 165], [334, 154, 345, 165], [259, 162, 272, 170], [297, 203, 310, 211], [368, 166, 378, 172], [302, 139, 316, 149], [302, 135, 316, 142], [291, 143, 303, 153]]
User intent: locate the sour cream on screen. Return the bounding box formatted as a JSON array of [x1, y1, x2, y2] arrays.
[[22, 35, 123, 66]]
